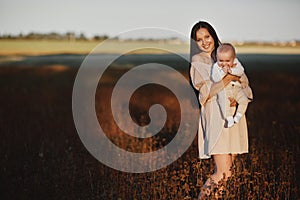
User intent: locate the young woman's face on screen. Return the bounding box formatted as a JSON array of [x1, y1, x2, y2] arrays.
[[196, 28, 215, 54]]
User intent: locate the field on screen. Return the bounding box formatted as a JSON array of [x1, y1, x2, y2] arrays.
[[0, 51, 299, 199], [1, 39, 300, 55]]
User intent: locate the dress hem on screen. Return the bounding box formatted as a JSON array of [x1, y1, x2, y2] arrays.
[[200, 151, 248, 159], [210, 151, 248, 156]]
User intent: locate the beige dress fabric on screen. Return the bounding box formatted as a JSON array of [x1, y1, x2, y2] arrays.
[[190, 53, 252, 159]]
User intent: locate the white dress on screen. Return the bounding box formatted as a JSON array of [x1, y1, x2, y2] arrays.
[[190, 54, 252, 159]]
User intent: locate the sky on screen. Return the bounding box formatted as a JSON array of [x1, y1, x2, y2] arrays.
[[1, 0, 300, 42]]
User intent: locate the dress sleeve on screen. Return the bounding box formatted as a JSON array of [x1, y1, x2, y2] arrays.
[[208, 79, 226, 101], [190, 61, 227, 106], [190, 62, 211, 106], [240, 73, 254, 101]]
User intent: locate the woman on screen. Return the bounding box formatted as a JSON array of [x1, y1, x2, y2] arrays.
[[189, 21, 252, 198]]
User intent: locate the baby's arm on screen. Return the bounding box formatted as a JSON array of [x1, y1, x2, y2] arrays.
[[230, 58, 244, 76], [211, 62, 227, 82]]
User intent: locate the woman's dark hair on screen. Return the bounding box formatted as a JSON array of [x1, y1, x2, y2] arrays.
[[189, 21, 221, 62], [189, 21, 221, 108]]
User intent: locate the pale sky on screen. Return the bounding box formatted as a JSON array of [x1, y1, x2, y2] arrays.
[[1, 0, 299, 42]]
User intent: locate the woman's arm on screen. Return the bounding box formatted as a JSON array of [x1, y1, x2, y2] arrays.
[[190, 55, 240, 106], [240, 73, 253, 101], [190, 61, 213, 106], [222, 73, 240, 85], [206, 74, 240, 102]]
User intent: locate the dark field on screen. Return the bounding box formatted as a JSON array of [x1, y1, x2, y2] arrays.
[[0, 54, 299, 199]]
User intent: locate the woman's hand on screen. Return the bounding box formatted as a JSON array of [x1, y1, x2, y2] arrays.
[[222, 74, 240, 86], [221, 75, 238, 107], [229, 97, 237, 107]]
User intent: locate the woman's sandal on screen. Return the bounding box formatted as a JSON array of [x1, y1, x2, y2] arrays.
[[198, 177, 227, 199], [214, 185, 226, 199], [198, 178, 215, 199]]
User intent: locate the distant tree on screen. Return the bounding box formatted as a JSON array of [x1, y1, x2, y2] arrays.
[[25, 32, 36, 39], [78, 33, 87, 41], [93, 34, 109, 41], [18, 33, 24, 39], [66, 32, 75, 41], [7, 34, 14, 39], [48, 32, 62, 40]]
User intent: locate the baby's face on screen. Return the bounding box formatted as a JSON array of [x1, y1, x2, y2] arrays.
[[217, 51, 235, 68]]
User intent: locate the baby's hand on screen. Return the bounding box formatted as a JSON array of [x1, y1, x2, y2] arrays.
[[222, 66, 229, 73]]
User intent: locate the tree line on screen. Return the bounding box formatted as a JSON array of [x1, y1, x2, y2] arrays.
[[0, 32, 111, 41], [0, 32, 185, 42]]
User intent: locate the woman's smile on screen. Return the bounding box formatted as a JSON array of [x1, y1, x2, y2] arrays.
[[196, 28, 215, 54], [202, 44, 210, 50]]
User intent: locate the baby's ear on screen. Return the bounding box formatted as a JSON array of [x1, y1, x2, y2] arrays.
[[232, 63, 237, 68]]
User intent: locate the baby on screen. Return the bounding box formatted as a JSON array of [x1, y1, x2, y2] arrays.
[[211, 43, 251, 128]]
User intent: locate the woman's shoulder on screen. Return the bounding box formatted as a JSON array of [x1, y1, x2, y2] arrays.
[[192, 53, 213, 65], [192, 53, 205, 63]]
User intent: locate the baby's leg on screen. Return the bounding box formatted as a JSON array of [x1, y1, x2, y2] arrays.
[[234, 89, 249, 123], [224, 88, 234, 128]]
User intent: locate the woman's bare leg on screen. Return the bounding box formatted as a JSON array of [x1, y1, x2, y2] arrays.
[[198, 154, 233, 199], [231, 154, 237, 163], [210, 154, 233, 182]]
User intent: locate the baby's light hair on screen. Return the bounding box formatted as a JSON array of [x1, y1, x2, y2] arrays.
[[217, 43, 236, 57]]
